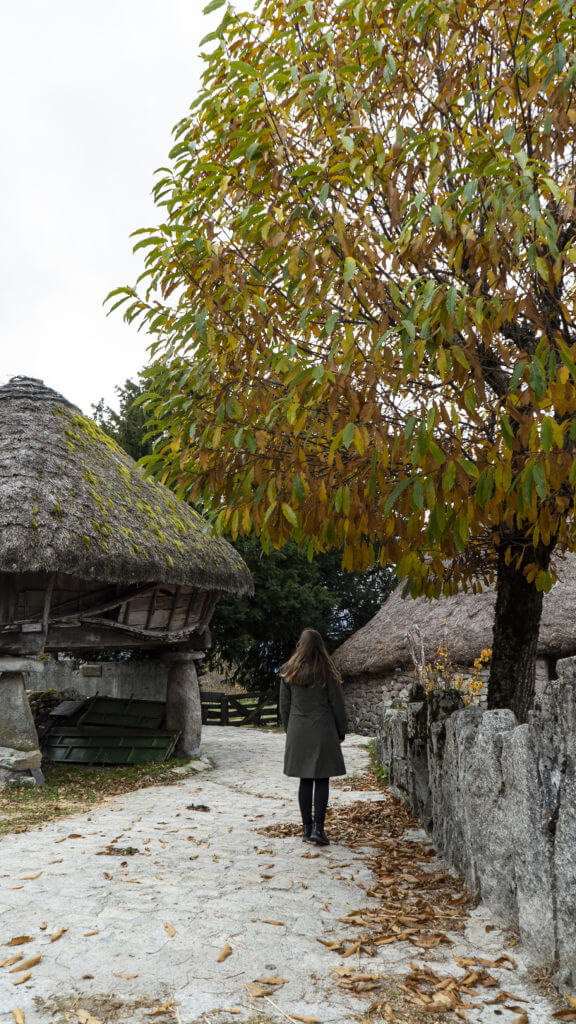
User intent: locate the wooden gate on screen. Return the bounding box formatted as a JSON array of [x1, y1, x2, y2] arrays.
[[200, 690, 280, 728]]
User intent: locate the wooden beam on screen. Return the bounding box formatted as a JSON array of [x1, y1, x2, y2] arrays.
[[166, 586, 181, 631]]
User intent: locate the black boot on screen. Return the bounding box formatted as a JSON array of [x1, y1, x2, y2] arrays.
[[310, 821, 329, 846], [302, 822, 313, 842]]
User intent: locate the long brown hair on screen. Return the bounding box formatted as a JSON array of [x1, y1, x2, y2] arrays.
[[280, 628, 342, 687]]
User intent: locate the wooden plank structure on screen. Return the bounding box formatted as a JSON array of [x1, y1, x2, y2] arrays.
[[200, 690, 280, 728], [0, 573, 221, 656], [0, 377, 253, 783]]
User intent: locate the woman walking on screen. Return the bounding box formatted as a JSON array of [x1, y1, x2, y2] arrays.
[[279, 628, 347, 846]]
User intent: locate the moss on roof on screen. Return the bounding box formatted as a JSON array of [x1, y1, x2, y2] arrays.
[[0, 376, 252, 595]]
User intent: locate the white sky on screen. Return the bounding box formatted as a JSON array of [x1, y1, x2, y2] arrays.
[[0, 0, 225, 415]]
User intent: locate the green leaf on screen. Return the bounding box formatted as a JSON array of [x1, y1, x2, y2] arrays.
[[343, 257, 356, 283], [541, 417, 554, 452], [203, 0, 226, 11], [325, 312, 339, 335], [412, 476, 424, 510], [342, 423, 355, 449], [458, 458, 479, 479], [554, 42, 567, 72], [533, 462, 547, 500], [530, 359, 547, 402], [446, 287, 458, 317], [293, 474, 306, 502], [443, 461, 456, 493], [509, 361, 526, 392], [384, 478, 411, 516]]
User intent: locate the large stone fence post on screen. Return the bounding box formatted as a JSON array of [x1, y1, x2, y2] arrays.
[[0, 657, 45, 785], [163, 653, 203, 758]]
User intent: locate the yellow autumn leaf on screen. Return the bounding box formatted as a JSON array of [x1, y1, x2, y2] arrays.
[[75, 1011, 104, 1024], [13, 1010, 25, 1024], [50, 927, 67, 943], [1, 954, 23, 967], [164, 923, 176, 938], [5, 937, 33, 947], [217, 943, 232, 962], [19, 872, 42, 881], [12, 972, 32, 986], [9, 955, 41, 973]]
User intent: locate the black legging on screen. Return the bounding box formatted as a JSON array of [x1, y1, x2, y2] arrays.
[[298, 777, 329, 826]]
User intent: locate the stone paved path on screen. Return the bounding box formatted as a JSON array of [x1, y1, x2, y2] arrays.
[[0, 728, 557, 1024]]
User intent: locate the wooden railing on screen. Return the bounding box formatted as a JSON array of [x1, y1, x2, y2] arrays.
[[200, 690, 280, 728]]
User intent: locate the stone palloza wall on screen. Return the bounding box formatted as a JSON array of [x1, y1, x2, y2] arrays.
[[343, 657, 551, 736], [377, 657, 576, 986], [343, 671, 413, 734]]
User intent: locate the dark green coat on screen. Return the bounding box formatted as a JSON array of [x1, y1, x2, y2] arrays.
[[279, 671, 347, 778]]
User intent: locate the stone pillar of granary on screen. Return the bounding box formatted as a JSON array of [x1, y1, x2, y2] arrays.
[[0, 658, 45, 785], [164, 653, 203, 758]]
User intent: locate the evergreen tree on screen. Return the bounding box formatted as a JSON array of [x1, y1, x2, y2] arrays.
[[206, 537, 395, 693]]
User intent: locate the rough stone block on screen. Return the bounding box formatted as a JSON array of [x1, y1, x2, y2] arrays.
[[0, 673, 40, 751], [0, 747, 42, 770]]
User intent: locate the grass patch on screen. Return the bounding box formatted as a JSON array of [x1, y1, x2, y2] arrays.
[[0, 759, 192, 836]]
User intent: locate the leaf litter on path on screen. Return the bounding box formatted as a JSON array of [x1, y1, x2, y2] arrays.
[[261, 791, 554, 1023]]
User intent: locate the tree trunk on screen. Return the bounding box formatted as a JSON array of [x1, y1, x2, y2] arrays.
[[487, 542, 552, 722]]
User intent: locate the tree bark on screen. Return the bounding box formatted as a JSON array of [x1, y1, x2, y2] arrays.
[[487, 542, 552, 722]]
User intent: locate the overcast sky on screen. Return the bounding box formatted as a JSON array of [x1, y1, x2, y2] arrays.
[[0, 0, 225, 415]]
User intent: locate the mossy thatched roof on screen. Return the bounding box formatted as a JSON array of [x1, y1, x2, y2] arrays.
[[0, 377, 252, 595], [333, 552, 576, 677]]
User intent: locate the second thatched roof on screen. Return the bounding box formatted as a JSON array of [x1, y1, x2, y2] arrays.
[[0, 376, 252, 595], [333, 553, 576, 677]]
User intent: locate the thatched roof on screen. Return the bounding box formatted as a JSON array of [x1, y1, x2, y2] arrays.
[[333, 553, 576, 677], [0, 377, 252, 595]]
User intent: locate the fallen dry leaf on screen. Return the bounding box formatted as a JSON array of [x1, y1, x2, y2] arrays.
[[566, 993, 576, 1010], [12, 972, 32, 986], [50, 928, 67, 943], [146, 1000, 175, 1017], [113, 972, 138, 979], [75, 1011, 103, 1024], [245, 982, 274, 997], [1, 955, 23, 968], [553, 1013, 576, 1021], [290, 1016, 321, 1024], [164, 923, 176, 938], [5, 937, 33, 947], [9, 956, 41, 973], [217, 943, 232, 962], [13, 1010, 25, 1024], [261, 920, 285, 926], [253, 977, 288, 987], [19, 872, 42, 881], [84, 930, 99, 937]]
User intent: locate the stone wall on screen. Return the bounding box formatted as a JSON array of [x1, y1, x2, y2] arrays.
[[344, 656, 551, 737], [377, 656, 576, 985], [27, 660, 170, 701], [343, 670, 413, 734]]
